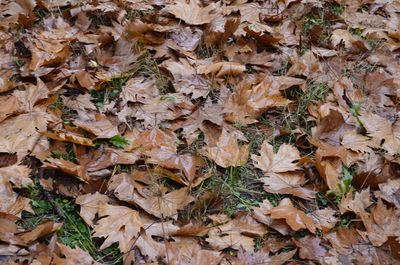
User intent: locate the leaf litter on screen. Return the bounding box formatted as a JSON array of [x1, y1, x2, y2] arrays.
[[1, 0, 400, 264]]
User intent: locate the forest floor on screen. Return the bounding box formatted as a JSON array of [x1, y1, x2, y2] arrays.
[[1, 0, 400, 264]]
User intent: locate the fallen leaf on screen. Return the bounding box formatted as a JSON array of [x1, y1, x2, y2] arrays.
[[359, 112, 400, 155], [260, 172, 316, 200], [93, 204, 143, 252], [168, 0, 217, 25], [206, 234, 255, 250], [310, 208, 338, 231], [0, 164, 32, 188], [19, 222, 62, 244], [108, 176, 194, 219], [75, 192, 109, 227], [209, 213, 267, 237], [252, 141, 300, 174], [53, 243, 101, 265], [267, 204, 317, 233], [235, 248, 297, 265], [166, 241, 223, 265], [0, 112, 48, 154], [74, 112, 119, 138], [43, 132, 95, 147], [294, 235, 328, 263], [41, 158, 90, 182], [198, 62, 246, 78], [205, 128, 249, 168]]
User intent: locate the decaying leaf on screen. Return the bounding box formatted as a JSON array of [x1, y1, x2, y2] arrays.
[[252, 142, 300, 174], [168, 0, 217, 25], [166, 241, 222, 265], [267, 204, 318, 233], [205, 128, 249, 168], [93, 204, 143, 252], [76, 192, 109, 227], [3, 0, 400, 263]]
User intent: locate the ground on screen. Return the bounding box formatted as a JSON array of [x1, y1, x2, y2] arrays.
[[1, 0, 400, 264]]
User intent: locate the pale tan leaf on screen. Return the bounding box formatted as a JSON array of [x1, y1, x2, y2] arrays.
[[260, 172, 316, 200], [76, 192, 109, 227], [205, 128, 249, 168], [54, 243, 101, 265], [198, 62, 246, 78], [168, 0, 217, 25], [206, 234, 254, 250], [267, 204, 318, 233], [0, 164, 32, 188], [74, 112, 119, 138], [43, 132, 95, 147], [93, 204, 143, 252], [19, 221, 62, 244], [0, 112, 48, 154], [167, 241, 223, 265], [252, 141, 300, 173]]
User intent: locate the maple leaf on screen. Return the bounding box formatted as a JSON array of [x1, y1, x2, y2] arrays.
[[206, 234, 255, 250], [205, 128, 249, 168], [168, 0, 217, 25], [54, 243, 101, 265], [294, 235, 328, 263], [331, 29, 369, 51], [93, 204, 143, 252], [310, 207, 338, 231], [0, 112, 48, 154], [19, 221, 63, 244], [43, 132, 95, 147], [260, 172, 316, 200], [198, 62, 246, 77], [73, 112, 119, 139], [163, 58, 210, 99], [223, 75, 302, 124], [166, 241, 223, 265], [181, 101, 224, 145], [76, 192, 109, 227], [108, 175, 194, 219], [359, 112, 400, 155], [0, 164, 32, 188], [236, 248, 297, 265], [375, 178, 400, 208], [61, 94, 96, 111], [341, 130, 379, 153], [267, 203, 318, 233], [13, 78, 49, 113], [252, 141, 300, 173], [208, 213, 267, 238], [41, 158, 90, 182], [359, 198, 400, 246]]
